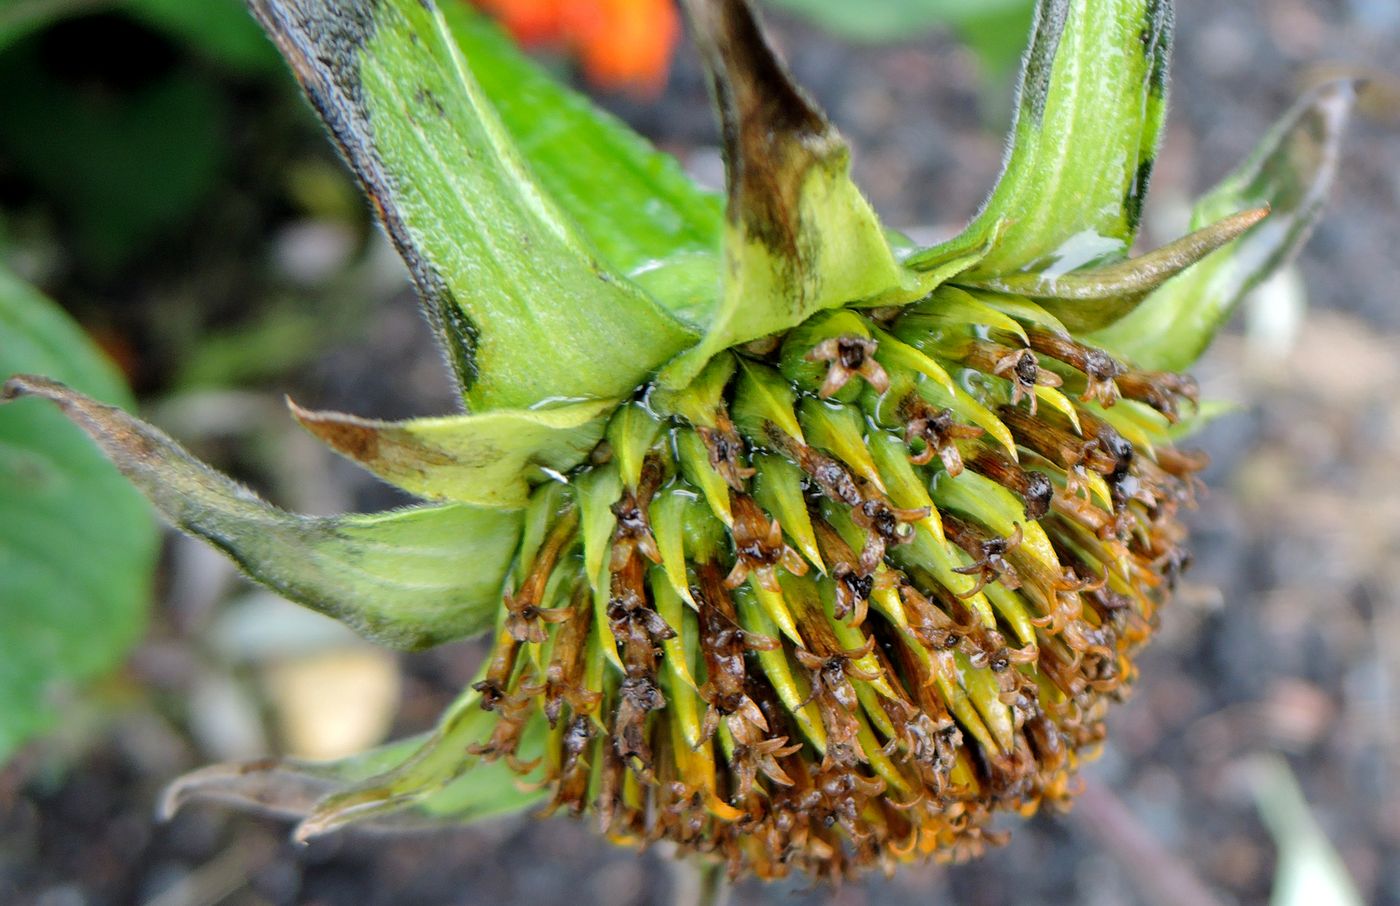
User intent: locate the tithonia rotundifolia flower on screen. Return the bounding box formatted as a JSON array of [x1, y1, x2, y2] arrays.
[[3, 0, 1356, 883]]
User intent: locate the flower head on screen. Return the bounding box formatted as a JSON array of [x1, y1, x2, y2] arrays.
[[3, 0, 1356, 884]]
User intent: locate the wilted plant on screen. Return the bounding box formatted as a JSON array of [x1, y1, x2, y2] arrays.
[[3, 0, 1354, 885]]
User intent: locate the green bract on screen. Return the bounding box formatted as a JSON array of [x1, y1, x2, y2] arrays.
[[1, 0, 1354, 883]]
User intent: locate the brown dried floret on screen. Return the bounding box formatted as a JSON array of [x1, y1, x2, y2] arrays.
[[806, 335, 890, 398], [724, 492, 809, 590], [946, 516, 1025, 598], [503, 509, 579, 642], [698, 411, 757, 490], [964, 443, 1055, 520], [1116, 369, 1199, 423], [962, 341, 1063, 414], [900, 396, 985, 474], [1025, 327, 1125, 407], [695, 561, 774, 740]]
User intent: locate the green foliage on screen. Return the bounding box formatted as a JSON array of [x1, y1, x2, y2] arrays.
[[0, 45, 230, 272], [290, 396, 618, 508], [127, 0, 282, 72], [0, 268, 157, 762], [944, 0, 1174, 277], [285, 688, 550, 838], [162, 699, 548, 837], [0, 0, 273, 65], [0, 0, 285, 271], [249, 0, 709, 411], [443, 9, 724, 327], [660, 0, 912, 386]]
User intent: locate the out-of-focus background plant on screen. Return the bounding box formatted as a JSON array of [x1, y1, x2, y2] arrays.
[[0, 0, 1397, 904]]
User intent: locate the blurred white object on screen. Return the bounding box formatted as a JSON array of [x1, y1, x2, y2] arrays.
[[263, 649, 400, 761], [212, 591, 402, 760], [1250, 755, 1364, 906], [1244, 265, 1307, 361]]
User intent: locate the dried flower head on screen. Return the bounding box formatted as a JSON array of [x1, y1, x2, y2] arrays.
[[3, 0, 1355, 885]]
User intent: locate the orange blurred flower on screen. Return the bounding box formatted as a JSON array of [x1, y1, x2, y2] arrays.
[[472, 0, 680, 94]]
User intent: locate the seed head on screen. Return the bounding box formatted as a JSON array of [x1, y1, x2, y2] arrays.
[[3, 0, 1357, 888], [464, 302, 1207, 878]]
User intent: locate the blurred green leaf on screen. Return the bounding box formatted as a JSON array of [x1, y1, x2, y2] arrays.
[[172, 307, 334, 390], [127, 0, 280, 72], [0, 0, 103, 51], [0, 39, 229, 271], [0, 267, 158, 762], [0, 0, 277, 69], [763, 0, 1031, 47], [955, 1, 1040, 76]]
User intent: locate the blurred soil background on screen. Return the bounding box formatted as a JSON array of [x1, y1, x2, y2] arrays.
[[2, 0, 1399, 904]]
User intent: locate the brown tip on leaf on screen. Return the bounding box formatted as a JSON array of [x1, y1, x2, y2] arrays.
[[287, 397, 389, 466], [158, 757, 318, 823], [3, 373, 69, 404], [681, 0, 838, 237]]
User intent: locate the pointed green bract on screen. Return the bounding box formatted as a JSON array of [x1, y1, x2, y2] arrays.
[[441, 6, 724, 327], [651, 352, 736, 428], [3, 376, 522, 650], [606, 402, 664, 490], [752, 453, 825, 571], [162, 694, 547, 836], [661, 0, 910, 387], [249, 0, 696, 411], [292, 689, 546, 838], [676, 429, 733, 526], [1090, 80, 1357, 370], [732, 358, 804, 443], [972, 206, 1269, 331], [290, 396, 616, 508], [651, 486, 701, 606], [928, 0, 1173, 276], [799, 398, 884, 491]]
